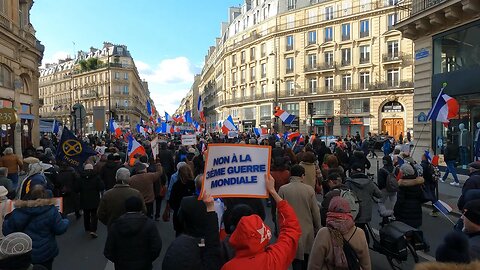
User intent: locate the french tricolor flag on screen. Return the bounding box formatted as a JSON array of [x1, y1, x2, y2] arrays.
[[128, 136, 146, 159], [427, 83, 459, 123], [274, 109, 296, 124], [253, 127, 268, 136], [433, 199, 453, 216], [173, 114, 185, 123], [222, 115, 237, 134], [198, 96, 206, 122], [165, 112, 172, 122], [109, 119, 122, 138]]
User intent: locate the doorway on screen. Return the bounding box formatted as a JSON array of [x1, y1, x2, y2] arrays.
[[382, 118, 404, 140]]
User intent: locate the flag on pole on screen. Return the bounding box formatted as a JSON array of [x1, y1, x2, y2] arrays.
[[221, 115, 237, 134], [253, 127, 268, 136], [287, 132, 301, 141], [128, 136, 146, 159], [274, 109, 296, 124], [198, 96, 206, 122], [165, 112, 172, 122], [433, 199, 453, 215], [55, 127, 96, 169], [173, 114, 185, 123], [52, 120, 60, 135], [109, 118, 122, 138], [427, 83, 459, 123], [309, 134, 316, 144], [146, 100, 152, 116], [184, 111, 193, 123]]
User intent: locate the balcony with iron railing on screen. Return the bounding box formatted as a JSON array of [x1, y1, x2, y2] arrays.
[[359, 57, 370, 64], [304, 62, 337, 73], [217, 91, 275, 106], [341, 34, 350, 41], [341, 59, 351, 67], [382, 52, 412, 63], [360, 31, 370, 38]]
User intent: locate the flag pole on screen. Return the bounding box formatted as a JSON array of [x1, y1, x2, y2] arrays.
[[433, 204, 456, 225], [411, 123, 427, 156]]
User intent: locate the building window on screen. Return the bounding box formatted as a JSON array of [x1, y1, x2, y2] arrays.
[[314, 101, 333, 115], [261, 84, 267, 97], [359, 45, 370, 64], [387, 40, 399, 59], [243, 107, 256, 119], [261, 63, 267, 78], [387, 0, 399, 6], [231, 108, 239, 118], [287, 15, 295, 28], [324, 51, 334, 66], [324, 6, 334, 21], [382, 101, 404, 112], [342, 74, 352, 90], [360, 72, 370, 90], [286, 35, 294, 51], [387, 69, 400, 87], [286, 80, 295, 96], [307, 31, 317, 45], [342, 1, 352, 16], [250, 86, 255, 97], [260, 105, 271, 117], [341, 48, 351, 66], [308, 78, 317, 94], [114, 72, 120, 80], [325, 76, 334, 92], [307, 53, 317, 69], [285, 103, 299, 117], [232, 72, 237, 86], [241, 69, 246, 83], [307, 9, 318, 24], [348, 99, 370, 114], [0, 66, 12, 88], [232, 54, 237, 66], [360, 0, 371, 11], [250, 66, 256, 81], [250, 47, 256, 61], [287, 0, 296, 10], [286, 57, 294, 73], [124, 73, 128, 80], [261, 43, 266, 57], [241, 51, 246, 64], [123, 85, 129, 94], [324, 27, 333, 42], [360, 19, 369, 38], [341, 23, 350, 41], [388, 13, 398, 30]]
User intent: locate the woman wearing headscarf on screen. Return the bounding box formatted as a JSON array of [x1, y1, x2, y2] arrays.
[[308, 196, 371, 270], [17, 162, 52, 200]]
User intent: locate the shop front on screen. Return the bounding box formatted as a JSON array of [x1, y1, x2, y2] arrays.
[[341, 117, 369, 138], [241, 119, 256, 132], [313, 118, 334, 136], [431, 20, 480, 168]]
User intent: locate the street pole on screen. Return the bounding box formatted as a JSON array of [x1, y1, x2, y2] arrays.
[[107, 50, 112, 140], [270, 40, 279, 133]]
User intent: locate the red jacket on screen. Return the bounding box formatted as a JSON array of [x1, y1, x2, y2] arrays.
[[221, 200, 301, 270]]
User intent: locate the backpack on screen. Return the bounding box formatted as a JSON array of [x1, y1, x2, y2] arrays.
[[343, 227, 361, 270], [335, 188, 361, 221], [382, 168, 399, 192]]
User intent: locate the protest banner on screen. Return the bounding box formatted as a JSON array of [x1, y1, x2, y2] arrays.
[[181, 134, 197, 146], [227, 131, 238, 138], [200, 144, 271, 199]]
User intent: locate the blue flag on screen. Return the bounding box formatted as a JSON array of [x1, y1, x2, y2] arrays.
[[55, 127, 96, 169]]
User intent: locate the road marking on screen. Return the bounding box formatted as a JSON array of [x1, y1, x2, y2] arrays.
[[371, 228, 435, 262]]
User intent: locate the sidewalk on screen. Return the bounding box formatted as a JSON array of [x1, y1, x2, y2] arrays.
[[366, 155, 464, 216]]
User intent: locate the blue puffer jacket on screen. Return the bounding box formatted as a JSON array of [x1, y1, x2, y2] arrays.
[[3, 198, 69, 263]]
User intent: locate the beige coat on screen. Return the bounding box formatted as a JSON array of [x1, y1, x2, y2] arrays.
[[299, 161, 317, 190], [415, 262, 480, 270], [279, 176, 321, 260], [307, 226, 371, 270]]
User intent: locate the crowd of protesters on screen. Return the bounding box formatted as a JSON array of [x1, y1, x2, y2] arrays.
[[0, 128, 478, 270]]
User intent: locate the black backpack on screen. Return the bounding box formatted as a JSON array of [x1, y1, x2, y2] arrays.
[[343, 227, 361, 270]]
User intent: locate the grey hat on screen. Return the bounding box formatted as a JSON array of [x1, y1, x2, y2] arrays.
[[0, 232, 32, 260], [400, 163, 415, 177]]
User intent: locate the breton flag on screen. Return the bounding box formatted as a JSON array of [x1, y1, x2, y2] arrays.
[[427, 83, 459, 123], [109, 118, 122, 138], [165, 112, 172, 122], [253, 127, 268, 136], [222, 115, 237, 134], [198, 96, 206, 122], [128, 136, 146, 159], [274, 108, 296, 124]]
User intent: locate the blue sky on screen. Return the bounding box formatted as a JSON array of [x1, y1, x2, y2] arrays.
[[30, 0, 241, 113]]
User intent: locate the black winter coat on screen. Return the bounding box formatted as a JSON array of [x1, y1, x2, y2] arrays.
[[101, 161, 122, 190], [57, 166, 79, 215], [104, 212, 162, 270], [394, 177, 425, 228], [458, 171, 480, 211], [158, 149, 175, 178], [377, 165, 394, 190], [75, 171, 104, 210]]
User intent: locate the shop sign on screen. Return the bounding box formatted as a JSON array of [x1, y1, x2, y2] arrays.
[[415, 48, 430, 60], [341, 117, 363, 125], [0, 108, 17, 124], [417, 112, 428, 123], [242, 120, 256, 126], [314, 118, 334, 126]]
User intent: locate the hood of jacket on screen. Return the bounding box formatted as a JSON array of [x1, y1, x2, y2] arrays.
[[229, 214, 271, 257], [398, 176, 424, 187], [348, 173, 371, 188], [113, 212, 148, 235], [12, 198, 56, 216]]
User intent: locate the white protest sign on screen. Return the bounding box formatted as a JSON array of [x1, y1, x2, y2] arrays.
[[151, 138, 159, 160], [201, 144, 271, 198], [228, 131, 238, 138], [181, 134, 197, 146]]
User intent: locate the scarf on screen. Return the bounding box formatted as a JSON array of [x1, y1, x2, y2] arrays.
[[326, 212, 355, 268]]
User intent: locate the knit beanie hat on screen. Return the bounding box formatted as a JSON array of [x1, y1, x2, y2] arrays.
[[435, 231, 470, 263], [400, 163, 415, 177], [464, 199, 480, 225], [0, 233, 32, 260]]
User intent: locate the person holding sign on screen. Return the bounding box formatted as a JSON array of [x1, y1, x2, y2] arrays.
[[221, 174, 301, 270]]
